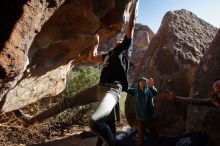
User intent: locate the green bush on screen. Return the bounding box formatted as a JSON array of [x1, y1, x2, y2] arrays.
[[62, 66, 101, 97], [52, 66, 101, 127]]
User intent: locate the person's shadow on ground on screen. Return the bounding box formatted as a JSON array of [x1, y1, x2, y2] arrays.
[[28, 131, 208, 146], [27, 132, 98, 146]]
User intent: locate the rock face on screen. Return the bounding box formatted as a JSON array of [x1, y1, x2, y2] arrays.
[[147, 9, 217, 96], [0, 0, 65, 79], [0, 0, 66, 111], [187, 29, 220, 146], [185, 105, 220, 146], [147, 9, 218, 136], [146, 9, 218, 136], [0, 0, 137, 113], [193, 29, 220, 98]]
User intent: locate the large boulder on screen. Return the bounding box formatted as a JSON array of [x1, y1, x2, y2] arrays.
[[185, 105, 220, 146], [193, 29, 220, 98], [147, 9, 217, 96], [186, 29, 220, 146], [0, 0, 66, 111], [140, 9, 217, 135], [0, 0, 138, 113]]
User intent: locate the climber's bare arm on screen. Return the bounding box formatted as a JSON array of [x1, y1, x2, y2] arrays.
[[163, 89, 212, 106], [88, 53, 104, 63], [86, 34, 105, 63], [175, 95, 211, 104], [124, 0, 138, 39]]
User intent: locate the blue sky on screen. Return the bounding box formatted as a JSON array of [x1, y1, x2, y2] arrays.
[[137, 0, 220, 32]]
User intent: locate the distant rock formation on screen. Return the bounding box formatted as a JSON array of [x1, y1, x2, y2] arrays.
[[133, 23, 154, 50], [126, 24, 155, 126], [128, 24, 155, 84], [0, 0, 137, 113]]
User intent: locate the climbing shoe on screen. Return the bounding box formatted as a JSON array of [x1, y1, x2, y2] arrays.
[[13, 110, 32, 127]]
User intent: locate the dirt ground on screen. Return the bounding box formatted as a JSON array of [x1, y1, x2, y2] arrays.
[[27, 126, 99, 146], [20, 125, 130, 146]]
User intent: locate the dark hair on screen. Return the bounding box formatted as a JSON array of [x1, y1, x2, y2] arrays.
[[137, 77, 147, 89], [213, 78, 220, 83]]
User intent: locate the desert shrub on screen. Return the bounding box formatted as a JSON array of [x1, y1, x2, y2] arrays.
[[63, 66, 101, 97], [51, 65, 101, 126]]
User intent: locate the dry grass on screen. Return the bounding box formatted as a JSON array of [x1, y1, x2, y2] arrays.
[[0, 96, 97, 145]]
